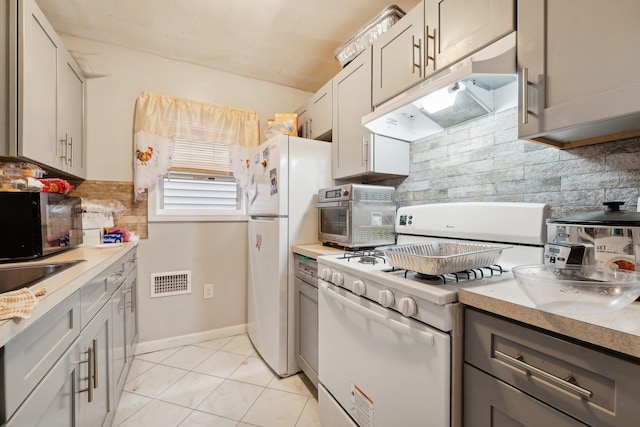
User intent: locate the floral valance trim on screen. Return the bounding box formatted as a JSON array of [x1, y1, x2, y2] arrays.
[[132, 91, 260, 200]]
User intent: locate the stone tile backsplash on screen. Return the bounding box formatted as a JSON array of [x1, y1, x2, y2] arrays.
[[379, 107, 640, 219], [71, 180, 148, 238]]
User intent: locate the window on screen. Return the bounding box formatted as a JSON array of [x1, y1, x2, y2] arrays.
[[150, 138, 246, 221], [158, 172, 242, 213], [133, 92, 260, 221]]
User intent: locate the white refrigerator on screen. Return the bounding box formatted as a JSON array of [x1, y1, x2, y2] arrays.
[[247, 134, 331, 377]]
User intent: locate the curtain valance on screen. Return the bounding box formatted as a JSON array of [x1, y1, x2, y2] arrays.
[[133, 91, 260, 199]]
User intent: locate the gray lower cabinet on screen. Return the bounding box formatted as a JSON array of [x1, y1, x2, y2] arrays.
[[0, 246, 137, 427], [464, 364, 587, 427], [77, 301, 114, 427], [464, 308, 640, 427], [113, 262, 138, 401], [0, 291, 81, 423], [4, 337, 79, 427]]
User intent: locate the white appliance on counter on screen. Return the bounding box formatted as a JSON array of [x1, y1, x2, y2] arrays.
[[247, 134, 331, 377], [317, 202, 550, 427]]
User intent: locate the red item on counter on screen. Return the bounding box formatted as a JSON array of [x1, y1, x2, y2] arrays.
[[40, 178, 73, 194]]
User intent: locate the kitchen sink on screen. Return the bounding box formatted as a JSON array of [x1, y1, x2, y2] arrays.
[[0, 260, 85, 294]]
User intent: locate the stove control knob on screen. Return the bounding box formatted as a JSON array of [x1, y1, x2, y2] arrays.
[[320, 268, 333, 282], [378, 290, 395, 307], [399, 297, 418, 317], [353, 280, 366, 296], [332, 272, 344, 286]]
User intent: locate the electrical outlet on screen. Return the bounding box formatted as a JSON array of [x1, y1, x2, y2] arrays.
[[203, 283, 214, 299]]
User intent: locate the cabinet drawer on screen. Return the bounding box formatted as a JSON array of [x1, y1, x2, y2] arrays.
[[465, 308, 640, 427], [80, 248, 136, 328], [4, 340, 78, 427], [464, 364, 586, 427], [1, 290, 80, 423], [80, 272, 110, 329]]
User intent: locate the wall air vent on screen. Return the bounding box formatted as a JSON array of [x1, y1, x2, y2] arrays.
[[150, 271, 192, 298]]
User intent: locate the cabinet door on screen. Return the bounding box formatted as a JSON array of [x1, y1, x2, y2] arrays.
[[295, 102, 309, 138], [425, 0, 514, 75], [77, 302, 114, 427], [309, 79, 332, 140], [372, 2, 425, 106], [518, 0, 640, 144], [294, 277, 318, 387], [18, 0, 60, 167], [112, 283, 127, 395], [4, 344, 79, 427], [464, 364, 587, 427], [125, 270, 138, 359], [332, 48, 373, 179], [58, 51, 86, 178]]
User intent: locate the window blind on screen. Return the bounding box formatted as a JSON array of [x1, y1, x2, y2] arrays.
[[160, 173, 240, 211], [171, 139, 232, 175]]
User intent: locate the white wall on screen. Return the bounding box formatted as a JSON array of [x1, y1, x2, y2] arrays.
[[60, 35, 312, 345]]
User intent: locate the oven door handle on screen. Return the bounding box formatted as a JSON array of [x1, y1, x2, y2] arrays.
[[322, 283, 435, 346], [315, 201, 349, 208]]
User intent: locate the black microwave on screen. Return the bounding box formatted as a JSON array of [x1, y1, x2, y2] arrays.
[[0, 192, 83, 261]]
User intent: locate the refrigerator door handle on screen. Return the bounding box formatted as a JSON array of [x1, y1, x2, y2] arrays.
[[250, 216, 280, 221]]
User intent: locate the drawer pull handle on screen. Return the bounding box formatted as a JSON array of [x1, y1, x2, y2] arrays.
[[412, 35, 422, 77], [521, 67, 530, 125], [79, 346, 94, 402], [92, 338, 98, 390], [494, 350, 593, 399]]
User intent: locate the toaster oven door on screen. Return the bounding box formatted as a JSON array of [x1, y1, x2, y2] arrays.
[[317, 202, 352, 247]]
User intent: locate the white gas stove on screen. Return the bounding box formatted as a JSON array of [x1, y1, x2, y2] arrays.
[[317, 202, 550, 427], [318, 202, 549, 330]]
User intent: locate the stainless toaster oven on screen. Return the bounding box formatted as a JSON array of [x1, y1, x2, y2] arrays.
[[315, 184, 396, 249]]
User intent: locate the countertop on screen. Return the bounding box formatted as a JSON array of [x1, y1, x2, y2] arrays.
[[459, 278, 640, 360], [0, 242, 137, 348], [292, 244, 347, 259]]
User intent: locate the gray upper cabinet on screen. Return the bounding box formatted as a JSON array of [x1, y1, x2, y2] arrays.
[[309, 79, 332, 140], [333, 47, 409, 180], [9, 0, 86, 178], [332, 47, 373, 179], [296, 79, 332, 141], [518, 0, 640, 148], [372, 2, 425, 107], [16, 0, 59, 169], [295, 102, 309, 138], [58, 51, 87, 178], [424, 0, 514, 75], [372, 0, 514, 107]]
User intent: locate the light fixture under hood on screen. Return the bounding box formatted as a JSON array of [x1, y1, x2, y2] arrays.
[[362, 32, 518, 142]]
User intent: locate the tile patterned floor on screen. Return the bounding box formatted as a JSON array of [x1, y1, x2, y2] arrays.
[[113, 334, 320, 427]]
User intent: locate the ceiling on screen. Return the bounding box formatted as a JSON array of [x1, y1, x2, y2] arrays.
[[35, 0, 420, 93]]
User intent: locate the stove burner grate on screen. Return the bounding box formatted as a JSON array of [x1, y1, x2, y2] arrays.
[[339, 249, 387, 265], [397, 265, 504, 284]]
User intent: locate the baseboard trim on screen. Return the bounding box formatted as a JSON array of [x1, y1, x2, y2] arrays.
[[134, 323, 248, 355]]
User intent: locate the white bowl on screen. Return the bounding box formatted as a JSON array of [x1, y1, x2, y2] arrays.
[[512, 264, 640, 315]]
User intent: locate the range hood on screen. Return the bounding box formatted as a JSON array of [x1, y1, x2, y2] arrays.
[[362, 32, 518, 142]]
